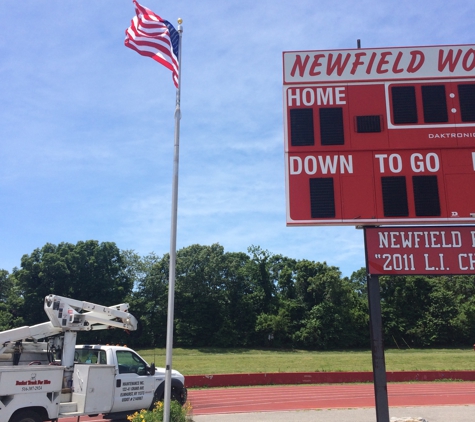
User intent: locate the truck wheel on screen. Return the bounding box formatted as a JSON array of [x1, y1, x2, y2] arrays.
[[150, 386, 185, 409], [172, 386, 186, 405], [150, 388, 163, 410], [10, 410, 42, 422]]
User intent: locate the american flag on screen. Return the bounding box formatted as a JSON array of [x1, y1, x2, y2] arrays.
[[125, 0, 180, 88]]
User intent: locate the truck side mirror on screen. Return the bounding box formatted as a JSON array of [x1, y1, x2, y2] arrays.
[[149, 363, 156, 375]]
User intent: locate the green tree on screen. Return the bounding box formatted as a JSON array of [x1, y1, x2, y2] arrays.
[[379, 275, 467, 347], [0, 270, 24, 331], [173, 244, 230, 347], [217, 251, 256, 346], [129, 252, 169, 348], [293, 261, 368, 349], [246, 248, 307, 347], [446, 275, 475, 344], [349, 267, 368, 298], [254, 255, 303, 347], [14, 241, 134, 327], [130, 245, 257, 348], [244, 246, 278, 316], [255, 308, 292, 346], [403, 276, 475, 347], [173, 243, 268, 348]]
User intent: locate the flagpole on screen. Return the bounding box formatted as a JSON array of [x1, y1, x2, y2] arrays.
[[163, 17, 183, 422]]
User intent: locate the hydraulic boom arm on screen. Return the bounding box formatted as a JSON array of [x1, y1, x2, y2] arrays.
[[0, 294, 138, 356]]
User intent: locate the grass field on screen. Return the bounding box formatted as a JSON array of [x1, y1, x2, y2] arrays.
[[136, 347, 475, 376]]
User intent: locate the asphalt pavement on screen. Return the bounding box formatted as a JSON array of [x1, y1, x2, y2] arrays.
[[193, 405, 475, 422]]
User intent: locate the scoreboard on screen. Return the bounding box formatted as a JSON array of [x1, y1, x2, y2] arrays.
[[283, 44, 475, 226]]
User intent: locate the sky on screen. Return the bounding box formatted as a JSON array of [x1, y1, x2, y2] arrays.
[[1, 0, 474, 278]]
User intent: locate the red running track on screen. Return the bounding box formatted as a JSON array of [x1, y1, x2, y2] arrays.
[[188, 382, 475, 415], [58, 382, 475, 420]]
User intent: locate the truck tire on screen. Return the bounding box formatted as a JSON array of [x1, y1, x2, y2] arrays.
[[10, 410, 42, 422], [151, 384, 187, 409], [172, 386, 187, 405]]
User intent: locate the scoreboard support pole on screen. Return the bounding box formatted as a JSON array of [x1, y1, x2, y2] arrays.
[[367, 273, 390, 422]]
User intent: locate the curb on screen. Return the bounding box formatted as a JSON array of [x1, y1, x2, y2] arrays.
[[185, 371, 475, 388]]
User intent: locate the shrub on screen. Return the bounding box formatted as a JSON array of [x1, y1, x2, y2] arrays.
[[127, 401, 193, 422]]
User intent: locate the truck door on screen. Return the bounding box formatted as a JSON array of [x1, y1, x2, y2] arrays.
[[110, 350, 155, 413]]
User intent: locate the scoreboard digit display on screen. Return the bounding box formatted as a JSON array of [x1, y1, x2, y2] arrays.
[[283, 44, 475, 226]]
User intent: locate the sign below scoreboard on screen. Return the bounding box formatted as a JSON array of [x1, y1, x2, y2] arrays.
[[283, 44, 475, 226], [365, 226, 475, 275]]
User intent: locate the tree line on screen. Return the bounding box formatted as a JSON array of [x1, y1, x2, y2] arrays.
[[1, 240, 474, 349]]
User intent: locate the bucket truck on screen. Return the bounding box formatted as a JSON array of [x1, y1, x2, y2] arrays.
[[0, 294, 187, 422]]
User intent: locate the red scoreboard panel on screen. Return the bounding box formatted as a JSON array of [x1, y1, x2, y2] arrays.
[[283, 44, 475, 226]]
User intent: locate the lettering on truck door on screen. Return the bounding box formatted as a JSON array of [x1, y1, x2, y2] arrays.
[[111, 350, 155, 413]]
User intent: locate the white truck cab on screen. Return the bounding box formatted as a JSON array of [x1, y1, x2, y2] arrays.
[[75, 345, 186, 417]]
